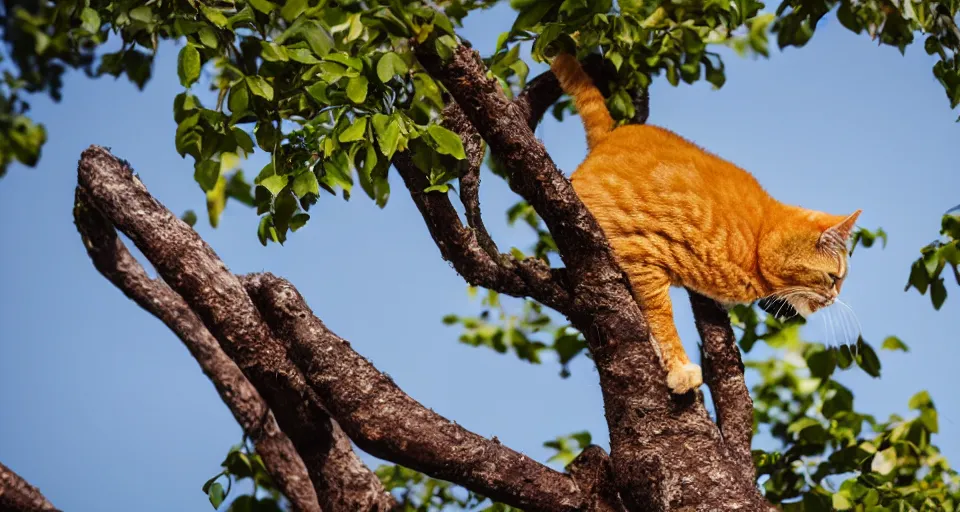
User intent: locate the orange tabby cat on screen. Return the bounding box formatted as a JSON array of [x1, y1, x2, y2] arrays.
[[551, 53, 861, 394]]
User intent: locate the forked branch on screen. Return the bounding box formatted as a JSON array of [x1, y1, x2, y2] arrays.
[[75, 145, 596, 512], [75, 146, 393, 512], [74, 190, 323, 512]]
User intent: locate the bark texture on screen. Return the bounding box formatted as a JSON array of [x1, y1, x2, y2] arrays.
[[73, 189, 321, 512], [691, 291, 757, 483], [75, 147, 394, 512], [0, 462, 58, 512], [242, 273, 591, 512]]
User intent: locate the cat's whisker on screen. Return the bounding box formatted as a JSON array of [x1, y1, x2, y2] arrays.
[[835, 299, 863, 340]]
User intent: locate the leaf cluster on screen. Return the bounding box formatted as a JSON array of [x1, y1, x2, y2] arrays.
[[905, 211, 960, 310]]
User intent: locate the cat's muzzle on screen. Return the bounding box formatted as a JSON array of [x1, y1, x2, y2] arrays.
[[757, 296, 801, 320]]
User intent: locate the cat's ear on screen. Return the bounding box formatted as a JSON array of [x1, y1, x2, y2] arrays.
[[818, 210, 861, 250]]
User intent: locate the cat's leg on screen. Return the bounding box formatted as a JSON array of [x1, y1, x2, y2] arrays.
[[631, 270, 703, 394]]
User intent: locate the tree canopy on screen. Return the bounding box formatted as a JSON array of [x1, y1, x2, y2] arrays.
[[0, 1, 958, 511]]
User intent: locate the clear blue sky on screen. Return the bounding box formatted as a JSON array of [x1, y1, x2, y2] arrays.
[[1, 5, 957, 510]]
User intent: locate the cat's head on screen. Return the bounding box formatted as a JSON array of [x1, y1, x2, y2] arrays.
[[759, 209, 861, 318]]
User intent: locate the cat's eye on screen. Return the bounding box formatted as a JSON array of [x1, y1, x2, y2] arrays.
[[828, 273, 840, 286]]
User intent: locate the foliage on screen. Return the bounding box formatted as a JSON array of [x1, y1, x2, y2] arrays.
[[2, 1, 958, 511], [850, 226, 888, 256], [442, 287, 588, 378], [376, 464, 520, 511], [203, 440, 287, 511], [905, 210, 960, 310]]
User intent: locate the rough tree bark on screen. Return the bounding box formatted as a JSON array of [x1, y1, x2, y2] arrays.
[[0, 462, 58, 512], [74, 150, 394, 512], [45, 46, 777, 512]]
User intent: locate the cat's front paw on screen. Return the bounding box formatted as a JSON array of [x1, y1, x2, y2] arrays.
[[667, 363, 703, 394]]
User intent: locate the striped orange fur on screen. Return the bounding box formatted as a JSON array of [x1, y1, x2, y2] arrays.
[[552, 53, 861, 394]]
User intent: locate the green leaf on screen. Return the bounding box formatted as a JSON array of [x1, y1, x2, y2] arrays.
[[806, 349, 836, 380], [178, 44, 201, 88], [201, 6, 229, 27], [80, 8, 101, 33], [287, 48, 321, 64], [129, 6, 153, 23], [289, 213, 310, 231], [339, 117, 368, 142], [512, 1, 554, 32], [198, 27, 219, 48], [346, 76, 369, 104], [195, 160, 220, 192], [832, 493, 852, 511], [908, 390, 932, 410], [372, 114, 401, 159], [920, 408, 939, 433], [881, 336, 909, 352], [855, 338, 881, 378], [930, 277, 947, 309], [260, 41, 288, 62], [427, 125, 467, 159], [261, 174, 288, 196], [255, 122, 279, 150], [233, 127, 255, 155], [377, 52, 408, 83], [245, 76, 274, 101], [207, 482, 225, 509], [292, 171, 319, 197], [281, 0, 307, 21], [247, 0, 277, 14], [870, 447, 897, 475], [423, 184, 450, 193], [228, 84, 249, 117]]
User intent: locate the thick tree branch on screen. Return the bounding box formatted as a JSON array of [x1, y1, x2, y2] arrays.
[[242, 272, 594, 512], [689, 291, 756, 482], [415, 43, 769, 511], [75, 145, 595, 511], [75, 146, 394, 512], [73, 189, 321, 512], [0, 461, 57, 512]]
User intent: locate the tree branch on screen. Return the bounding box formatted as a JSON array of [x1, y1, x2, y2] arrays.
[[242, 272, 594, 512], [689, 291, 756, 482], [75, 146, 394, 512], [0, 461, 57, 512], [393, 152, 571, 314], [75, 145, 598, 511], [415, 43, 769, 511], [73, 189, 322, 512], [442, 100, 499, 259]]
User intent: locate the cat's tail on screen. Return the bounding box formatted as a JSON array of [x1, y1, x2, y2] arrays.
[[550, 53, 614, 149]]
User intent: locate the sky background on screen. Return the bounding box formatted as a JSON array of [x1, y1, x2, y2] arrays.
[[1, 4, 958, 511]]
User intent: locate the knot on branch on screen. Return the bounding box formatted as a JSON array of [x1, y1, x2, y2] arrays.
[[568, 446, 625, 512]]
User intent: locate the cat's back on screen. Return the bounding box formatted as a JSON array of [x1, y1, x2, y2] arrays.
[[570, 124, 772, 217]]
